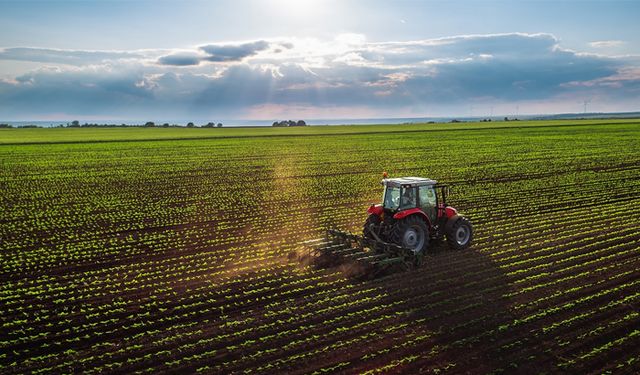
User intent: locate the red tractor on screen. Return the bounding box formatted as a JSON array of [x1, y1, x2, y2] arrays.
[[306, 174, 473, 274], [364, 176, 473, 254]]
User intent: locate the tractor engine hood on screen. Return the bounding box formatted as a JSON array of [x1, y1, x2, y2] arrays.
[[367, 204, 383, 216]]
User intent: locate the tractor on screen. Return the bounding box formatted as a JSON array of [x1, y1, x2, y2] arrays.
[[305, 173, 473, 275]]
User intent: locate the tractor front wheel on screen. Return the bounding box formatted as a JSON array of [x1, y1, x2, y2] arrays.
[[446, 216, 473, 250], [391, 215, 429, 254]]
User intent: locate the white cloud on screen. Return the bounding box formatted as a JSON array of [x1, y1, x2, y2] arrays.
[[589, 40, 626, 48], [0, 47, 150, 65], [334, 33, 367, 46]]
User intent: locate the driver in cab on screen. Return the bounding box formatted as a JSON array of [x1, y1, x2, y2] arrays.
[[401, 188, 415, 208]]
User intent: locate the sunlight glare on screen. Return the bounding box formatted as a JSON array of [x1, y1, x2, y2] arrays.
[[269, 0, 325, 18]]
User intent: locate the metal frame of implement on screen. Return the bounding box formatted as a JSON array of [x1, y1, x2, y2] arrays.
[[304, 229, 423, 276]]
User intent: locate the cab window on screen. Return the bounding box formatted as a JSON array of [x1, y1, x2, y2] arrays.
[[383, 186, 401, 210], [419, 185, 437, 222], [399, 187, 416, 210]]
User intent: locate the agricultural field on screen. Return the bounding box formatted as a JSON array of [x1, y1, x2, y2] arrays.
[[1, 119, 639, 374]]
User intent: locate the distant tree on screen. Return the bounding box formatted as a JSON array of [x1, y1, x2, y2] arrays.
[[162, 123, 170, 128], [504, 117, 509, 122], [70, 120, 80, 127], [186, 122, 195, 128], [0, 123, 12, 128], [273, 120, 305, 127], [144, 121, 155, 127], [217, 123, 223, 128], [203, 122, 215, 128]]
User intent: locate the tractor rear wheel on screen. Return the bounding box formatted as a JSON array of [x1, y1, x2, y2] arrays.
[[363, 214, 384, 253], [390, 215, 429, 254], [446, 216, 473, 250], [363, 214, 381, 239]]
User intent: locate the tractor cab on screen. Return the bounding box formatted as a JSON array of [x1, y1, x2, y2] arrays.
[[380, 177, 451, 225]]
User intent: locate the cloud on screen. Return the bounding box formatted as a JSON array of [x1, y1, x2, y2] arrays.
[[200, 40, 270, 62], [589, 40, 626, 48], [0, 47, 143, 65], [1, 33, 639, 119], [561, 66, 640, 91], [0, 66, 155, 119], [157, 40, 287, 66], [157, 53, 202, 66], [355, 33, 561, 67]]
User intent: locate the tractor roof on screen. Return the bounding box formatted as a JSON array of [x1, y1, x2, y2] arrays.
[[383, 177, 437, 187]]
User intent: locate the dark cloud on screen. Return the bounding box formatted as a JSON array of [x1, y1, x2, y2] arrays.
[[156, 40, 272, 66], [199, 40, 270, 62], [0, 47, 142, 65], [0, 68, 155, 118], [278, 42, 294, 49], [157, 53, 202, 66]]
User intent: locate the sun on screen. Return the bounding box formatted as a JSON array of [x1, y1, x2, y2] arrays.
[[268, 0, 325, 18]]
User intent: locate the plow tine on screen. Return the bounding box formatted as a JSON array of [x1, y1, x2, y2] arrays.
[[332, 248, 364, 256], [354, 254, 388, 262], [371, 256, 405, 267], [317, 244, 350, 254], [343, 251, 376, 259]]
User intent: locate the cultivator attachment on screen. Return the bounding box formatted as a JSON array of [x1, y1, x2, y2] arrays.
[[303, 229, 423, 277]]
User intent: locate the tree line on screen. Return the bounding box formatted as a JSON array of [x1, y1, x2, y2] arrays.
[[0, 121, 225, 128], [272, 120, 307, 127]]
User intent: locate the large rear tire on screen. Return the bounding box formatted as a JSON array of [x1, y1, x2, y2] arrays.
[[363, 214, 384, 253], [363, 214, 380, 239], [390, 215, 429, 254], [446, 216, 473, 250]]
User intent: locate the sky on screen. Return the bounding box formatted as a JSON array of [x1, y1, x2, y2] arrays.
[[0, 0, 639, 122]]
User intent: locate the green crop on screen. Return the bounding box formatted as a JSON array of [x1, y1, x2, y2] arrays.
[[1, 119, 639, 374]]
